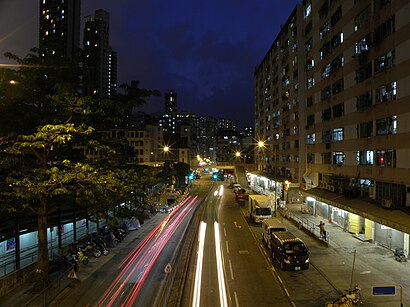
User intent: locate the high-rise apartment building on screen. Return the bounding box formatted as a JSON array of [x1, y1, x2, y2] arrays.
[[255, 0, 410, 251], [254, 5, 304, 183], [39, 0, 81, 59], [83, 9, 117, 98]]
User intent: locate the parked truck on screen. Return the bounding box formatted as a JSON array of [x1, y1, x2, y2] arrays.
[[248, 194, 272, 223]]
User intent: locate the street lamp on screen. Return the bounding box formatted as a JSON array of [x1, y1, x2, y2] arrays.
[[257, 140, 265, 149], [256, 139, 278, 216]]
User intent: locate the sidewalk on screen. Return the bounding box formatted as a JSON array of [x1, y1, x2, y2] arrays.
[[284, 203, 410, 306]]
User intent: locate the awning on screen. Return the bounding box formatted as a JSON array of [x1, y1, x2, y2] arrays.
[[303, 169, 313, 185], [301, 188, 410, 234]]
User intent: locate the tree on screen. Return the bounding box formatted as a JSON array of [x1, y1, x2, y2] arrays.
[[157, 161, 191, 188], [0, 49, 162, 290], [2, 123, 97, 288]]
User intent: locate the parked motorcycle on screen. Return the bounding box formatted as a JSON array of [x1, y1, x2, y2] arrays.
[[69, 243, 90, 265], [394, 248, 407, 262], [111, 226, 126, 242], [78, 240, 103, 258], [345, 285, 363, 305], [90, 234, 110, 256], [326, 285, 363, 306]]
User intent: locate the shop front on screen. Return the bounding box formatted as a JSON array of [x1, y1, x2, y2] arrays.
[[302, 188, 409, 255]]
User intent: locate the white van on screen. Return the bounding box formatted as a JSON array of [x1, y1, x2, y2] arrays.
[[262, 218, 287, 249]]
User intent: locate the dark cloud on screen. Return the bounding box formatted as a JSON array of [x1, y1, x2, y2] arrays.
[[1, 0, 300, 128]]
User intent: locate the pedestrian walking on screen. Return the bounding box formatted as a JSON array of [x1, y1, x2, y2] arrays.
[[317, 221, 327, 241]]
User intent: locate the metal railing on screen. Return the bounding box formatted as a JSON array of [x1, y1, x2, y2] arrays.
[[280, 208, 329, 243], [23, 255, 75, 307]]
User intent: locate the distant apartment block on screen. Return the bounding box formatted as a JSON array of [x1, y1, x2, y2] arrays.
[[83, 9, 117, 98], [39, 0, 81, 59]]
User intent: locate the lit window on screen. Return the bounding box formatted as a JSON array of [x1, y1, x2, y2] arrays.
[[307, 77, 314, 89], [332, 128, 344, 141], [333, 152, 345, 165], [304, 4, 312, 18], [356, 151, 373, 165]]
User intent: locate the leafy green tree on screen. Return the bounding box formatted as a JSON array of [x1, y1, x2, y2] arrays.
[[2, 124, 98, 287], [0, 49, 161, 290], [157, 161, 191, 188]]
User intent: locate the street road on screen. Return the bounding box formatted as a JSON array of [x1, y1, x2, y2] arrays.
[[50, 195, 201, 306], [181, 176, 292, 307]]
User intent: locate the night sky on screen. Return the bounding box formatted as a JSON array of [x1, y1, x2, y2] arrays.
[[0, 0, 300, 129]]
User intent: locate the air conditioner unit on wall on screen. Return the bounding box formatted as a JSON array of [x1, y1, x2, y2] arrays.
[[382, 198, 392, 208]]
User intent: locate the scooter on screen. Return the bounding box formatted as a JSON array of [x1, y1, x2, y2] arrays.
[[92, 235, 109, 256], [345, 285, 363, 305], [70, 243, 90, 265], [72, 248, 89, 265], [327, 285, 363, 306], [394, 248, 407, 262]]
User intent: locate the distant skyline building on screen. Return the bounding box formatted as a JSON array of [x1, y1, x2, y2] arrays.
[[165, 90, 177, 113], [83, 9, 117, 98], [39, 0, 81, 59]]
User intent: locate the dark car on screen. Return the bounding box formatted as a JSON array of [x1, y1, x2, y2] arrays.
[[270, 231, 309, 270]]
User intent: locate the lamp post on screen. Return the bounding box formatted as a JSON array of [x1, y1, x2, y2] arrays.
[[234, 150, 242, 163], [256, 140, 265, 172], [257, 140, 278, 216], [274, 146, 277, 215]]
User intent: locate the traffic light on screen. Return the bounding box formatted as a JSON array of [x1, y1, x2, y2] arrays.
[[212, 173, 218, 180], [188, 173, 194, 180]]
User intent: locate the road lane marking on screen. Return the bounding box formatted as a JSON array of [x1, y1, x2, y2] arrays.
[[226, 240, 230, 254], [234, 291, 239, 307], [229, 259, 234, 280]]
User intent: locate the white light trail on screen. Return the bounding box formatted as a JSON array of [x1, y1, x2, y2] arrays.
[[214, 221, 228, 307], [218, 185, 224, 196], [192, 221, 207, 307]]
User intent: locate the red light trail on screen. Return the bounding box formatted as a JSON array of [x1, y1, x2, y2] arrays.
[[95, 195, 198, 306]]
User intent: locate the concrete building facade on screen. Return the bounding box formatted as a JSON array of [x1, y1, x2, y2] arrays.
[[255, 0, 410, 253]]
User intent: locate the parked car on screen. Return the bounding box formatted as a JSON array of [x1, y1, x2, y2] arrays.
[[233, 184, 242, 192], [229, 182, 238, 188], [270, 231, 309, 270], [236, 189, 249, 199]]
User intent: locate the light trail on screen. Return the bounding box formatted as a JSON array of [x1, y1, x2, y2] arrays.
[[95, 196, 198, 306], [123, 200, 197, 305], [218, 185, 224, 196], [214, 221, 228, 307], [116, 196, 191, 270], [192, 221, 207, 307]]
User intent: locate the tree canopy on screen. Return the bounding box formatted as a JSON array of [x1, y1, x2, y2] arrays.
[[0, 49, 162, 290]]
